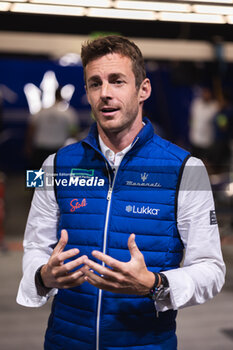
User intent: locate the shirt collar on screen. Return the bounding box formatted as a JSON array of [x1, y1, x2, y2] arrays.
[[99, 135, 131, 156], [98, 135, 132, 166], [98, 122, 146, 166]]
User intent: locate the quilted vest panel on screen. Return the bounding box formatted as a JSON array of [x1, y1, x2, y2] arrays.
[[44, 119, 190, 350]]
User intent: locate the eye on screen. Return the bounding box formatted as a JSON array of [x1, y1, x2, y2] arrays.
[[89, 82, 100, 88], [114, 80, 124, 85]]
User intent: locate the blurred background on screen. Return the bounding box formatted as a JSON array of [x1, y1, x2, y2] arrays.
[[0, 1, 233, 349]]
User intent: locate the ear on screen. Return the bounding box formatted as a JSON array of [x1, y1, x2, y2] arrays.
[[139, 78, 151, 104]]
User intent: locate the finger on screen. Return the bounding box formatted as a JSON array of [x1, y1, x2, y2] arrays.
[[51, 247, 80, 267], [83, 258, 116, 278], [84, 270, 109, 286], [58, 248, 81, 263], [56, 255, 87, 276], [53, 229, 68, 254], [128, 233, 141, 258], [84, 270, 118, 293], [58, 269, 86, 288], [91, 251, 123, 271], [84, 270, 100, 285]]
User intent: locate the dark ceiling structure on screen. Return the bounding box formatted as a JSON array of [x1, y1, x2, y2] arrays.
[[0, 11, 232, 42]]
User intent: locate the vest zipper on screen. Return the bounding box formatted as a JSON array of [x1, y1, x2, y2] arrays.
[[96, 163, 116, 350], [96, 139, 139, 350], [107, 187, 112, 200]]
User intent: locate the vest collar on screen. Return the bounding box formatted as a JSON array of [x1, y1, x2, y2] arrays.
[[82, 117, 154, 153]]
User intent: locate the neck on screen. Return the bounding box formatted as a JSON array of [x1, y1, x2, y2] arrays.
[[98, 118, 143, 153]]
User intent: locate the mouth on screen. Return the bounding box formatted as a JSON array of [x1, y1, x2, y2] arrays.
[[100, 107, 120, 116]]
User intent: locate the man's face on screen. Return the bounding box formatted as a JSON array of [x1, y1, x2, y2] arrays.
[[85, 53, 144, 135]]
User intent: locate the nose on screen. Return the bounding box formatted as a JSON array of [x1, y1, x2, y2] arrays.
[[100, 82, 112, 101]]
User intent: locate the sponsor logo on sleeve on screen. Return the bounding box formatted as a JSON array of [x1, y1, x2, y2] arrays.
[[210, 210, 218, 225]]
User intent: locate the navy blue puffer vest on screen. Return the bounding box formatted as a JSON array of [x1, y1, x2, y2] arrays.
[[44, 118, 190, 350]]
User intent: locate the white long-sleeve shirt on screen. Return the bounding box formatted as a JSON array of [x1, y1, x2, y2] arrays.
[[17, 141, 225, 311]]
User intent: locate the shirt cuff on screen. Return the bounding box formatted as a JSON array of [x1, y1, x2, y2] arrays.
[[161, 269, 195, 310], [16, 259, 58, 307], [16, 278, 57, 307], [154, 286, 173, 312]]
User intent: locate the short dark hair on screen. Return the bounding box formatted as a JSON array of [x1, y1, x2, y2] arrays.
[[81, 35, 146, 88]]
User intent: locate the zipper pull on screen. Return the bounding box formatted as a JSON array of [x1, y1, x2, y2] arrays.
[[107, 187, 112, 200]]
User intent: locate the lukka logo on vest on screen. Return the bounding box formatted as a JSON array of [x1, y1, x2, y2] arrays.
[[125, 205, 160, 216]]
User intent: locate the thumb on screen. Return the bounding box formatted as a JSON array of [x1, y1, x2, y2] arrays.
[[128, 233, 140, 258], [54, 229, 68, 254]]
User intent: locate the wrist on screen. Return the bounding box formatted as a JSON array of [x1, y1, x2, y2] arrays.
[[150, 272, 160, 290], [35, 265, 51, 296], [145, 272, 169, 301], [39, 264, 48, 287], [157, 273, 162, 287], [159, 272, 169, 288], [147, 271, 156, 291]]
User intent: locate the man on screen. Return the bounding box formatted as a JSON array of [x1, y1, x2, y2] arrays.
[[17, 36, 225, 350], [188, 85, 219, 164], [25, 86, 79, 169]]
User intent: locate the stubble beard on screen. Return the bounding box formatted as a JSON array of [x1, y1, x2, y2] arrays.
[[93, 102, 140, 136]]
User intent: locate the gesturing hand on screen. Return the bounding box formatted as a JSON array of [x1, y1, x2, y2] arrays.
[[40, 229, 88, 289], [83, 233, 155, 295]]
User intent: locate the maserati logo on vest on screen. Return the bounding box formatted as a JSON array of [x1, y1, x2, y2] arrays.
[[141, 172, 148, 182], [125, 172, 162, 188], [125, 204, 160, 216]]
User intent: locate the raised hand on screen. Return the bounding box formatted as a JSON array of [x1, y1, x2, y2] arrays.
[[40, 229, 88, 289], [83, 233, 155, 295]]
